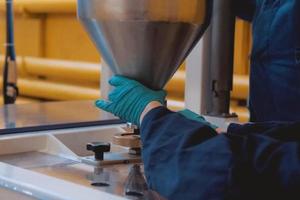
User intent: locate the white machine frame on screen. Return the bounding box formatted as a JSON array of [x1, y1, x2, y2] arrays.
[[0, 125, 129, 200]]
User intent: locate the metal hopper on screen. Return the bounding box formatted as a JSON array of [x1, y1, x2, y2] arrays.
[[78, 0, 212, 90]]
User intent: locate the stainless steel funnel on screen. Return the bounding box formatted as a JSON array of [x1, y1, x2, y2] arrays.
[[78, 0, 212, 90]]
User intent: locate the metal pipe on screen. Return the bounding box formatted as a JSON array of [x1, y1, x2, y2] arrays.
[[207, 0, 236, 116], [3, 0, 18, 104]]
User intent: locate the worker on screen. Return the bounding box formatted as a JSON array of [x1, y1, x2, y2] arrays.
[[95, 0, 300, 199], [96, 76, 300, 199], [235, 0, 300, 122]]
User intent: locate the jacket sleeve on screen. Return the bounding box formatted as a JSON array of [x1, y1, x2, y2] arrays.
[[233, 0, 256, 21], [226, 122, 300, 200], [141, 107, 300, 200], [140, 107, 232, 200]]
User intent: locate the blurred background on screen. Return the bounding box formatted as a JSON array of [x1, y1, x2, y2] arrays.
[[0, 0, 251, 122]]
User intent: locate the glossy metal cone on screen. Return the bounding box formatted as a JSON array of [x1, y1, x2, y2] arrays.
[[78, 0, 211, 90]]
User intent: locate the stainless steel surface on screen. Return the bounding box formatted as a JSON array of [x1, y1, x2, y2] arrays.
[[34, 163, 161, 199], [0, 152, 163, 199], [78, 0, 212, 90], [0, 152, 127, 197], [0, 161, 126, 200], [185, 0, 236, 117], [22, 161, 131, 198], [0, 101, 120, 134]]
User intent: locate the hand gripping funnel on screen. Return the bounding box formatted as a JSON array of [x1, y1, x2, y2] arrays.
[[78, 0, 212, 90]]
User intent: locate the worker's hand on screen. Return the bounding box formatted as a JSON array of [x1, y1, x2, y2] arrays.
[[178, 109, 218, 130], [96, 75, 167, 126]]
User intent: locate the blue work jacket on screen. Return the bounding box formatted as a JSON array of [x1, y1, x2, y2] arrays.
[[141, 107, 300, 200], [235, 0, 300, 122]]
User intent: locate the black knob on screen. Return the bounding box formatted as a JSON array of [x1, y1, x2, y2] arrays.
[[87, 142, 111, 161]]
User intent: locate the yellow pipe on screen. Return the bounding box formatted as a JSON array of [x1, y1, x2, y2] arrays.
[[23, 57, 101, 84], [0, 0, 77, 14], [0, 55, 101, 84], [18, 79, 100, 101], [232, 75, 249, 100], [234, 20, 251, 75], [0, 77, 100, 101]]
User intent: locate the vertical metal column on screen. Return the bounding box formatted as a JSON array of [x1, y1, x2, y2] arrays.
[[185, 0, 237, 129], [3, 0, 18, 104], [208, 0, 236, 116]]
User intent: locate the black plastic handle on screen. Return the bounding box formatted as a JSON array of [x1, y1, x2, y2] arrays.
[[87, 142, 111, 161]]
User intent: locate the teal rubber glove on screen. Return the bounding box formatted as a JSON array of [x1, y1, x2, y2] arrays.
[[96, 75, 167, 126], [178, 109, 218, 129]]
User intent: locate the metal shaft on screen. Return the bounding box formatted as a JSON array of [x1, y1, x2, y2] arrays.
[[3, 0, 18, 104], [208, 0, 235, 116]]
